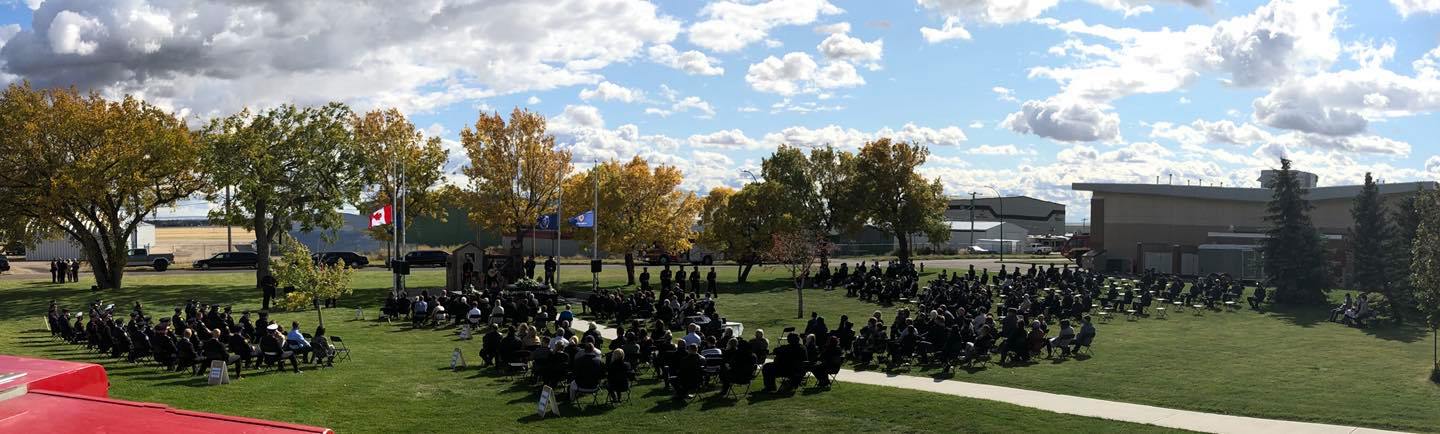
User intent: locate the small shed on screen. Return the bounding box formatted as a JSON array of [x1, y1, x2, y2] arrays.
[[446, 243, 486, 293]]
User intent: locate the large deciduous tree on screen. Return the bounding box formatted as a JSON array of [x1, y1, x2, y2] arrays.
[[199, 103, 365, 287], [562, 156, 701, 267], [850, 138, 949, 262], [0, 84, 205, 289], [699, 184, 777, 283], [760, 145, 860, 240], [1408, 188, 1440, 381], [1261, 159, 1329, 305], [459, 108, 571, 241], [353, 108, 449, 251]]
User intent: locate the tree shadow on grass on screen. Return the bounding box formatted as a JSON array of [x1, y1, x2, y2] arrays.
[[1264, 304, 1330, 328]]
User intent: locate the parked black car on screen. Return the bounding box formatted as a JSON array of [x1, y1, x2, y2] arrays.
[[403, 250, 449, 268], [192, 252, 259, 270], [313, 251, 369, 268], [0, 256, 9, 273]]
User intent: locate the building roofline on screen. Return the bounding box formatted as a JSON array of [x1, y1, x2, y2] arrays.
[[1072, 181, 1436, 202], [946, 195, 1066, 207]]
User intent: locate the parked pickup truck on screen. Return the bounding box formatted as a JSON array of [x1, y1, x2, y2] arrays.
[[126, 248, 175, 272]]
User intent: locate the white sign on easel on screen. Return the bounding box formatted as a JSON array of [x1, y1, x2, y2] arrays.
[[207, 360, 230, 386], [537, 385, 560, 418], [354, 308, 364, 320], [450, 348, 466, 371], [460, 324, 472, 340]]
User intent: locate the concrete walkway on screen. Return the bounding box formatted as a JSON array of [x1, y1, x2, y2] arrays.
[[568, 318, 1404, 434]]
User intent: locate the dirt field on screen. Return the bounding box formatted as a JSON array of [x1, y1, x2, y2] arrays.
[[153, 226, 254, 262]]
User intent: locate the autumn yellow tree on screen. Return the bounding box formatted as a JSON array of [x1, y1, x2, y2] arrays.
[[459, 108, 572, 241], [353, 108, 449, 251], [563, 157, 701, 271], [851, 138, 949, 261], [0, 83, 205, 289]]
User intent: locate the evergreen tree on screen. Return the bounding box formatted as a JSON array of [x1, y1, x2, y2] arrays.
[[1385, 187, 1425, 322], [1348, 173, 1388, 294], [1261, 159, 1329, 304]]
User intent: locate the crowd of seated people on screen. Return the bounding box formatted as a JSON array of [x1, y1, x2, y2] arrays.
[[45, 299, 340, 378], [382, 287, 559, 331]]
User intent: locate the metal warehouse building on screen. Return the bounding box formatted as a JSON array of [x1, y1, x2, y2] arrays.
[[946, 196, 1066, 236]]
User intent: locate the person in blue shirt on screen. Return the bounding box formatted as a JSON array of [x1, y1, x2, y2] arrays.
[[285, 321, 313, 363]]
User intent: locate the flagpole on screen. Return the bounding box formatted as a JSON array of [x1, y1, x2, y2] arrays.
[[556, 183, 562, 288], [592, 159, 599, 292], [391, 154, 399, 296]]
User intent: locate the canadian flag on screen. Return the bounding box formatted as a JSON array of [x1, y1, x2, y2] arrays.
[[369, 205, 394, 228]]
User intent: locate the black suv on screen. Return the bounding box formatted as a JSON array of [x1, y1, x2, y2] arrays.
[[403, 250, 449, 268], [193, 252, 259, 270], [313, 251, 369, 268]]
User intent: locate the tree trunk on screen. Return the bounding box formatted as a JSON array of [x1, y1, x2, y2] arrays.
[[896, 233, 912, 262], [796, 282, 805, 319], [316, 305, 325, 329], [738, 263, 753, 283], [253, 205, 272, 288]]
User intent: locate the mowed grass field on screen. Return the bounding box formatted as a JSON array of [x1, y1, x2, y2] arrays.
[[0, 268, 1190, 434], [561, 265, 1440, 432]]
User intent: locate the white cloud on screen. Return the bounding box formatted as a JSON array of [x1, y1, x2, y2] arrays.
[[688, 0, 843, 52], [817, 32, 883, 67], [814, 22, 851, 34], [919, 17, 972, 44], [968, 121, 985, 129], [758, 122, 967, 149], [1002, 97, 1121, 142], [48, 10, 103, 55], [1420, 46, 1440, 80], [914, 0, 1210, 27], [1251, 68, 1440, 137], [0, 0, 682, 118], [647, 44, 725, 76], [992, 86, 1017, 102], [673, 96, 717, 118], [1005, 0, 1342, 142], [966, 144, 1036, 156], [526, 95, 542, 105], [1177, 96, 1191, 104], [1427, 155, 1440, 174], [1149, 119, 1273, 147], [579, 81, 643, 103], [644, 107, 672, 117], [745, 52, 865, 95], [1391, 0, 1440, 17], [1345, 40, 1397, 70], [689, 129, 761, 149], [554, 105, 606, 130]]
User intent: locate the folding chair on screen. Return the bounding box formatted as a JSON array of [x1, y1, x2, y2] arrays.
[[330, 336, 351, 363]]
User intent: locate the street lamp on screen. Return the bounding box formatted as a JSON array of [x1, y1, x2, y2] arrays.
[[741, 169, 759, 184], [968, 192, 978, 249], [987, 185, 1005, 262]]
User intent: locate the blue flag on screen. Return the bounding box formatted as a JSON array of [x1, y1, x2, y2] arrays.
[[569, 210, 595, 228], [536, 213, 559, 230]]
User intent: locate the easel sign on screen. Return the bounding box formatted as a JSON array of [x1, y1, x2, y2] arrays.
[[537, 385, 560, 418], [460, 324, 472, 340], [207, 360, 230, 385], [450, 348, 466, 371]]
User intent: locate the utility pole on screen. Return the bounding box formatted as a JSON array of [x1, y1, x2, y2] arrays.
[[592, 160, 600, 292], [225, 185, 233, 252], [988, 186, 1004, 262], [969, 192, 977, 248]]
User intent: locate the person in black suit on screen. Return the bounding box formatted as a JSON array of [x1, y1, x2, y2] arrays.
[[49, 260, 58, 283], [672, 343, 704, 401], [639, 267, 651, 292], [689, 266, 701, 294], [605, 349, 632, 402], [524, 256, 537, 279], [570, 342, 604, 401], [260, 275, 277, 311], [70, 259, 80, 282], [706, 267, 718, 298], [675, 267, 688, 292], [57, 260, 68, 284], [202, 329, 242, 378], [543, 256, 557, 286], [175, 329, 198, 373], [762, 333, 808, 392], [659, 265, 672, 291]]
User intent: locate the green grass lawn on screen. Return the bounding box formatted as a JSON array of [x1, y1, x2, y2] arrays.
[[0, 269, 1188, 434], [559, 265, 1440, 433]]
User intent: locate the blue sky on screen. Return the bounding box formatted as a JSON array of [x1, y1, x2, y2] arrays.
[[1, 0, 1437, 222]]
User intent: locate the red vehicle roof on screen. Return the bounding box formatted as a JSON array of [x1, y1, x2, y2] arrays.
[[0, 355, 331, 434], [0, 389, 333, 434], [0, 355, 109, 398]]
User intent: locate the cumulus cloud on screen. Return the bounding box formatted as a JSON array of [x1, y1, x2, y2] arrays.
[[688, 0, 842, 52], [813, 22, 850, 34], [578, 81, 643, 103], [817, 32, 883, 68], [672, 96, 716, 118], [647, 44, 725, 76], [745, 52, 864, 95], [914, 0, 1211, 31], [1391, 0, 1440, 17], [554, 104, 605, 130], [919, 17, 972, 43], [1251, 68, 1440, 137], [992, 86, 1017, 102], [757, 123, 967, 149], [1001, 97, 1120, 142], [1149, 119, 1273, 147], [0, 0, 682, 118], [688, 129, 761, 149], [966, 144, 1036, 156], [1005, 0, 1342, 142]]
